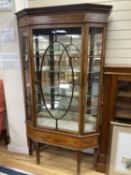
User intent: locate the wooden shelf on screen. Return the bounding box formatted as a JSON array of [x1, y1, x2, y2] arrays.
[[116, 108, 131, 119], [116, 101, 131, 109], [118, 90, 131, 98]]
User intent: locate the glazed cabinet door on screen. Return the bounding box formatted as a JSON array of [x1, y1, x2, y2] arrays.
[[113, 76, 131, 123], [20, 29, 33, 123], [84, 26, 104, 133], [32, 26, 82, 132]]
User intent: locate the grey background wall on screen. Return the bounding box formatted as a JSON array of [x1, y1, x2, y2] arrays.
[[0, 0, 28, 153], [28, 0, 131, 66]]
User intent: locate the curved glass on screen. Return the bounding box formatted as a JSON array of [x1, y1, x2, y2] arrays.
[[33, 27, 81, 132], [84, 27, 103, 133]]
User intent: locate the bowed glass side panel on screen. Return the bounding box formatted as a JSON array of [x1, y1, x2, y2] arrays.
[[33, 27, 81, 132], [21, 31, 32, 121], [84, 27, 103, 133]]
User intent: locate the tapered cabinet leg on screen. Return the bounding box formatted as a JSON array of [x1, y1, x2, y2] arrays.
[[2, 129, 9, 145], [27, 137, 33, 156], [76, 151, 81, 175], [36, 142, 40, 164], [94, 147, 99, 168]]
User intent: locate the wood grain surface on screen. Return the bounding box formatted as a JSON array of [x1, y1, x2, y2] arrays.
[[0, 145, 104, 175]]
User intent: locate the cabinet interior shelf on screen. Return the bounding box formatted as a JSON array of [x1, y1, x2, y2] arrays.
[[116, 101, 131, 109], [118, 90, 131, 98], [116, 108, 131, 119]]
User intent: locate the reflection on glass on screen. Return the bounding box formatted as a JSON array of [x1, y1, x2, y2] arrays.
[[85, 27, 103, 133], [115, 81, 131, 122], [22, 31, 32, 121], [33, 28, 81, 132]]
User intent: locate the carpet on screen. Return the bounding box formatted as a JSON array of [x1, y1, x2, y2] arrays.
[[0, 166, 35, 175]]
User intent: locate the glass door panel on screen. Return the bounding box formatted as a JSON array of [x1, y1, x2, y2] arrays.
[[85, 27, 103, 133], [21, 30, 32, 121], [33, 27, 81, 132]]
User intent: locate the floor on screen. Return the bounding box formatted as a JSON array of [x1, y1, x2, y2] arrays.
[[0, 145, 104, 175]]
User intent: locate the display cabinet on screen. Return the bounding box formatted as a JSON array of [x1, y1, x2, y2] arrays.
[[16, 4, 112, 174], [98, 67, 131, 173]]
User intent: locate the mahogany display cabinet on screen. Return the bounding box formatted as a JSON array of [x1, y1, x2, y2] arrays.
[[16, 3, 112, 174], [98, 67, 131, 173]]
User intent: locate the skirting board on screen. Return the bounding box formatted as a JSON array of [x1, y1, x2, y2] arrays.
[[8, 143, 29, 154]]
